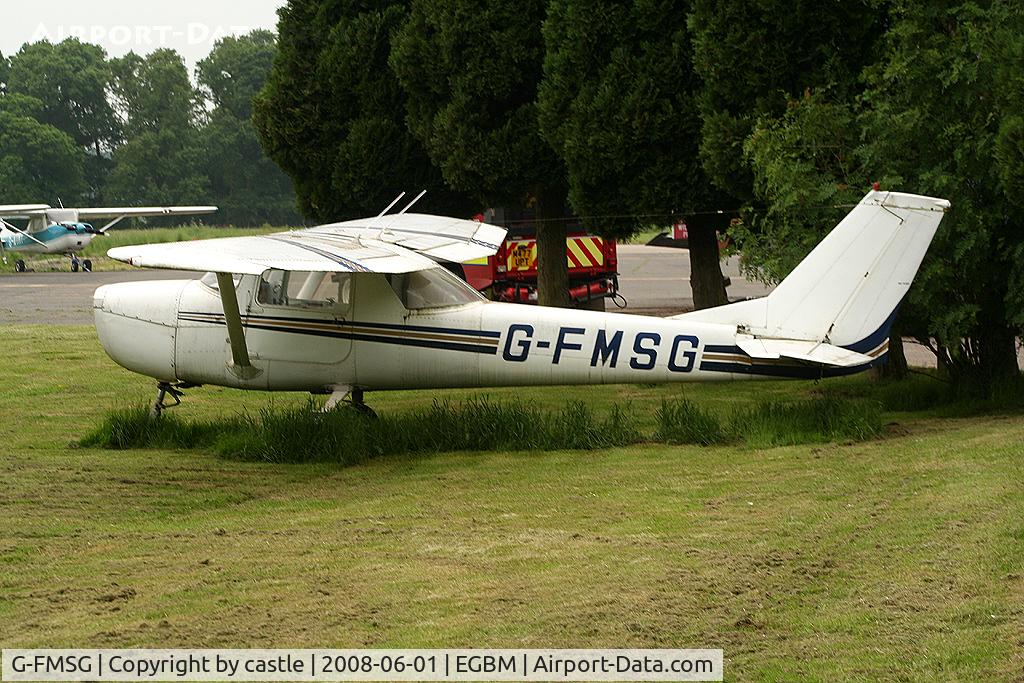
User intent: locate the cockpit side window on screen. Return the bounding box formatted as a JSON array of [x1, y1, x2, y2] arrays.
[[256, 270, 352, 310], [385, 267, 485, 310]]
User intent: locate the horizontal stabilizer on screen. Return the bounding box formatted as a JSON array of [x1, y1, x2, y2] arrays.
[[737, 337, 876, 367]]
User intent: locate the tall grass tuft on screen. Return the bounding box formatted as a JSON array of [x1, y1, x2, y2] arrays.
[[82, 393, 888, 464], [655, 398, 729, 445], [732, 397, 882, 448], [79, 404, 229, 450], [82, 397, 645, 464]]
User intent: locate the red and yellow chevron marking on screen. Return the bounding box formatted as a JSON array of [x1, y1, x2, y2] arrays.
[[567, 236, 604, 268], [506, 237, 605, 272]]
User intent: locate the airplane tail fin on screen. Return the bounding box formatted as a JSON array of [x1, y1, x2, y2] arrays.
[[675, 190, 949, 355]]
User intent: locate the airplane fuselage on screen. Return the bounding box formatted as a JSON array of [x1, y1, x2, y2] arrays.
[[94, 272, 887, 393], [1, 223, 97, 254]]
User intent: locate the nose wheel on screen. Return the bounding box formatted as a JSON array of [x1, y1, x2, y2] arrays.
[[151, 382, 185, 419]]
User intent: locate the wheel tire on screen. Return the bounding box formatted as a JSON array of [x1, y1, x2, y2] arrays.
[[15, 259, 26, 273], [71, 260, 79, 273], [348, 402, 378, 419], [83, 259, 92, 272]]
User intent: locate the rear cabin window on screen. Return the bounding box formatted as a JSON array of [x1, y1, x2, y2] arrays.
[[257, 270, 352, 309], [386, 268, 484, 310]]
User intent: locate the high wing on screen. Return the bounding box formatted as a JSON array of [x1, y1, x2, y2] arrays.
[[75, 206, 218, 234], [106, 215, 507, 275], [0, 205, 51, 218], [74, 206, 218, 220], [311, 213, 508, 264]]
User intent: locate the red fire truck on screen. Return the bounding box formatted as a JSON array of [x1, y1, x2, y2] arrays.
[[460, 208, 620, 309]]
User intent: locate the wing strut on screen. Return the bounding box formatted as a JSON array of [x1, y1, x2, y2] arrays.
[[216, 273, 262, 380]]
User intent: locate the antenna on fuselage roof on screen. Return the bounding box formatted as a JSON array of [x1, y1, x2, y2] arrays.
[[376, 192, 406, 218], [397, 190, 426, 215]]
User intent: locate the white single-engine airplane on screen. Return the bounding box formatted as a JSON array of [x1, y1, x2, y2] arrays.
[[0, 204, 218, 272], [93, 190, 948, 416]]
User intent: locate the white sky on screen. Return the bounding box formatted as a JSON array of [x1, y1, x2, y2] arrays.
[[1, 0, 286, 74]]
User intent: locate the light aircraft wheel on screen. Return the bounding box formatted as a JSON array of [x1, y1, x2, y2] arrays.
[[70, 260, 79, 273], [346, 402, 378, 419], [83, 259, 92, 272], [15, 260, 26, 273]]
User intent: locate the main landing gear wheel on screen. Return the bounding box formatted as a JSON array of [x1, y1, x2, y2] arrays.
[[323, 386, 377, 418], [82, 259, 92, 273], [15, 259, 26, 273], [70, 258, 79, 272]]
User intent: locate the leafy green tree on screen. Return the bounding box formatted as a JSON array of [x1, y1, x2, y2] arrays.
[[6, 39, 120, 201], [198, 111, 297, 225], [0, 93, 46, 119], [105, 127, 207, 206], [539, 0, 731, 308], [391, 0, 570, 306], [856, 0, 1023, 392], [198, 30, 278, 120], [0, 51, 9, 93], [688, 0, 881, 201], [254, 1, 473, 225], [6, 39, 120, 155], [198, 31, 300, 225], [0, 109, 85, 203], [110, 49, 198, 138], [742, 1, 1024, 392], [107, 50, 207, 208]]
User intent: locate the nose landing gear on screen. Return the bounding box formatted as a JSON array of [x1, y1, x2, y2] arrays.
[[151, 382, 185, 419]]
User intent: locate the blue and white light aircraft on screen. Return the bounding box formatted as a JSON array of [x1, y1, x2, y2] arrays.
[[0, 204, 218, 272], [92, 190, 948, 415]]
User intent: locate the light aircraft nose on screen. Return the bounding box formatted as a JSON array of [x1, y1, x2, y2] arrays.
[[94, 280, 190, 381]]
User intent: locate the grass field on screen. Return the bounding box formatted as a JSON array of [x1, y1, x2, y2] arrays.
[[1, 325, 1022, 681]]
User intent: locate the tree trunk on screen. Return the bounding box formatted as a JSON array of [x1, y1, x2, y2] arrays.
[[875, 323, 908, 380], [977, 325, 1020, 393], [949, 325, 1020, 398], [687, 217, 729, 310], [535, 189, 570, 308]]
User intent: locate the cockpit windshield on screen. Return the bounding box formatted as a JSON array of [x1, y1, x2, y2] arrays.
[[386, 267, 485, 310]]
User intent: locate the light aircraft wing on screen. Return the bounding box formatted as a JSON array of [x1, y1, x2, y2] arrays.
[[107, 231, 441, 275], [74, 206, 218, 220], [0, 205, 50, 218], [311, 213, 508, 264], [108, 214, 507, 274]]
